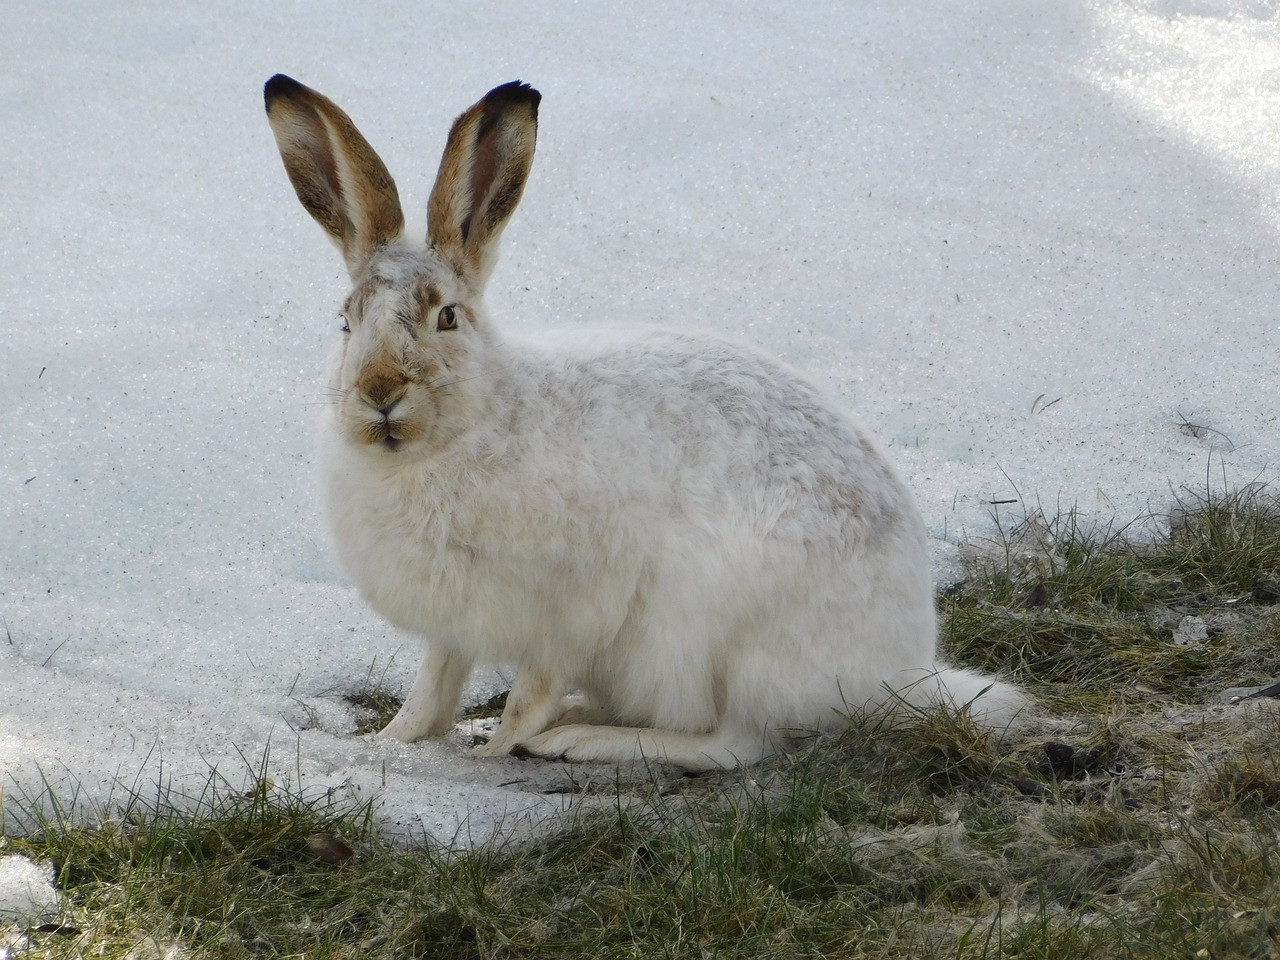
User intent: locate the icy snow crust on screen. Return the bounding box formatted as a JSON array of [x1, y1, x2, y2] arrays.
[[2, 1, 1277, 843], [0, 856, 60, 924]]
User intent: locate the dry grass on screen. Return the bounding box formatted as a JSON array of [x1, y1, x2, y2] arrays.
[[943, 483, 1280, 711]]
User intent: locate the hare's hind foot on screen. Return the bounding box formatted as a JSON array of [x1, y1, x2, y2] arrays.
[[512, 723, 770, 771]]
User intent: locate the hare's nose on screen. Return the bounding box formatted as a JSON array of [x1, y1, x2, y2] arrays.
[[360, 375, 406, 412]]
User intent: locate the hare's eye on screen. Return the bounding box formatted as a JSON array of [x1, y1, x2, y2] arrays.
[[340, 320, 351, 334], [437, 304, 458, 331]]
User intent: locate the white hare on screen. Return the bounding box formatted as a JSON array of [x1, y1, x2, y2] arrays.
[[264, 75, 1024, 770]]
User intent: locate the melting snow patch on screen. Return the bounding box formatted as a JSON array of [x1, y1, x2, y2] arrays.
[[1173, 615, 1210, 646], [0, 855, 61, 924]]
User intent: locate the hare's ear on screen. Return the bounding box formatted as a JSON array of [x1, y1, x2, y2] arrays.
[[264, 74, 405, 278], [427, 81, 540, 284]]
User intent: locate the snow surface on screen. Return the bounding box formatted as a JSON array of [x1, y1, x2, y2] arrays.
[[0, 856, 59, 924], [2, 1, 1277, 843]]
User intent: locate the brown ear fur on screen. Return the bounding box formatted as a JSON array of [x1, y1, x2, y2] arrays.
[[264, 74, 405, 277], [427, 81, 540, 284]]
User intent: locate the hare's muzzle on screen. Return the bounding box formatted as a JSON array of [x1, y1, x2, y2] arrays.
[[359, 372, 407, 411], [350, 372, 414, 449]]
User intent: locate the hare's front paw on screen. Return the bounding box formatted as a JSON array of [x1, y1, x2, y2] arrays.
[[378, 712, 452, 743], [548, 694, 610, 728]]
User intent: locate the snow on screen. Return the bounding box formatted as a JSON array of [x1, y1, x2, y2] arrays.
[[2, 1, 1277, 843], [0, 856, 60, 924]]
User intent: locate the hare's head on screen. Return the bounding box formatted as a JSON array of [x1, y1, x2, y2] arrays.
[[265, 75, 540, 456]]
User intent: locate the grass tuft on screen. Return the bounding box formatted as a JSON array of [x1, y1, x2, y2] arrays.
[[943, 482, 1280, 710], [342, 659, 406, 735]]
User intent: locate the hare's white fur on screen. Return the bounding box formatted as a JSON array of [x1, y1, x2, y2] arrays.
[[266, 77, 1024, 769]]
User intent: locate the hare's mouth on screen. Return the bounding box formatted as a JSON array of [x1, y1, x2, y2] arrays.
[[356, 418, 409, 450]]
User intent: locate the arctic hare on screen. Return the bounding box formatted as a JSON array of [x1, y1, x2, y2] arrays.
[[264, 75, 1023, 770]]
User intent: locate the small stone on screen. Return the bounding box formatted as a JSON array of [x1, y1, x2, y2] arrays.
[[306, 833, 355, 866]]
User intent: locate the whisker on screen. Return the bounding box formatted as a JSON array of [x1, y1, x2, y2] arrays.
[[303, 389, 345, 408], [428, 368, 508, 390]]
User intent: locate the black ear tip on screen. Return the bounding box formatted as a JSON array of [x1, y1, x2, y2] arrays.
[[264, 73, 304, 108], [487, 80, 542, 111]]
